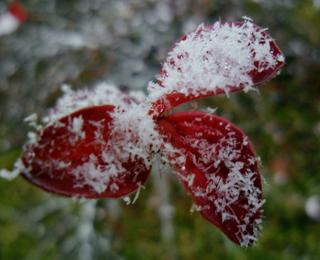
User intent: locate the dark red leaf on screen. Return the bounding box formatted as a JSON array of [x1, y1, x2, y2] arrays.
[[157, 111, 263, 246], [21, 105, 151, 198]]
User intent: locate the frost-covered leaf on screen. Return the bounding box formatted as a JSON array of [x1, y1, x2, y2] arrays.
[[158, 111, 263, 246], [148, 19, 284, 117], [21, 105, 151, 198]]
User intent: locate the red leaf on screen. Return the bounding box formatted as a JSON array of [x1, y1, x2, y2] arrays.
[[149, 20, 284, 118], [157, 111, 263, 246], [8, 1, 27, 23], [21, 105, 151, 198]]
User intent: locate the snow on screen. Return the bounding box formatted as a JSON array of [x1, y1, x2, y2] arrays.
[[50, 90, 182, 195], [167, 117, 263, 246], [69, 116, 85, 140], [0, 159, 25, 180], [43, 83, 146, 124], [0, 13, 19, 36], [72, 154, 122, 194], [43, 84, 158, 194], [110, 103, 161, 166], [148, 18, 284, 101]]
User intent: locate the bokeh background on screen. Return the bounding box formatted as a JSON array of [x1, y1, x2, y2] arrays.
[[1, 0, 320, 259]]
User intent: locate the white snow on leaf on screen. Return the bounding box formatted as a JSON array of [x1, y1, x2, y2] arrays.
[[110, 103, 161, 168], [148, 18, 282, 100], [72, 154, 123, 194], [43, 83, 146, 124], [68, 115, 85, 141], [67, 100, 182, 194], [166, 126, 263, 246]]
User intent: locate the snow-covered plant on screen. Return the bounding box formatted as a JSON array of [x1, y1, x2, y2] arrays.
[[1, 18, 284, 247]]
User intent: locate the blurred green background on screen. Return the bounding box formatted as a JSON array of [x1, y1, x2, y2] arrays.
[[1, 0, 320, 259]]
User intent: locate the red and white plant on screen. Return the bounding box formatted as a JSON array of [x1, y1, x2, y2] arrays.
[[1, 18, 284, 247]]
